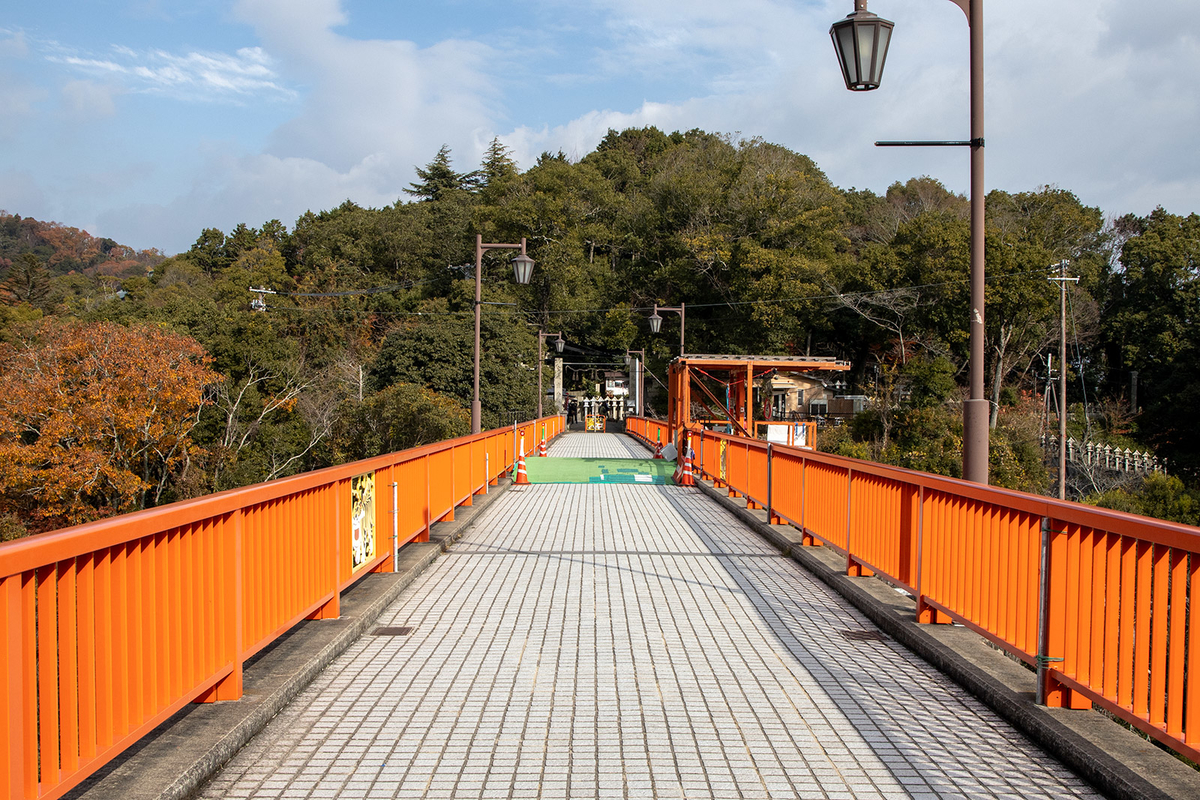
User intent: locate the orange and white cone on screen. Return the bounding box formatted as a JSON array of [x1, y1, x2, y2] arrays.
[[652, 440, 663, 460], [515, 452, 530, 485], [678, 448, 696, 487], [538, 437, 548, 458]]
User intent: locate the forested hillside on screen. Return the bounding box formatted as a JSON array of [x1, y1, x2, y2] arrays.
[[3, 128, 1198, 536]]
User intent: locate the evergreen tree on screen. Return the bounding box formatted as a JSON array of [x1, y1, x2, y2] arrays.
[[405, 145, 475, 202]]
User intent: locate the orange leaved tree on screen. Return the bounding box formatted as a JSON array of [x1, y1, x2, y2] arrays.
[[0, 319, 220, 531]]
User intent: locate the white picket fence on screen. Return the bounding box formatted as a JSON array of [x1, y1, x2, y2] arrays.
[[1042, 436, 1165, 475]]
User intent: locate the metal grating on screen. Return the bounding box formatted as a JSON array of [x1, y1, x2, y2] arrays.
[[839, 629, 886, 643], [372, 626, 413, 636]]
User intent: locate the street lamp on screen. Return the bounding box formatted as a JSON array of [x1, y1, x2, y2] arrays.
[[649, 303, 685, 357], [473, 234, 534, 434], [537, 330, 565, 419], [830, 0, 989, 485], [829, 1, 894, 91]]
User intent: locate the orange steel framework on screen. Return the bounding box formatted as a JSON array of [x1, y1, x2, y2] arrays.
[[666, 355, 851, 438], [626, 417, 1200, 765], [0, 415, 564, 800]]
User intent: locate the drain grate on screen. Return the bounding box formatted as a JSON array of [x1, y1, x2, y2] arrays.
[[372, 626, 413, 636], [839, 629, 886, 642]]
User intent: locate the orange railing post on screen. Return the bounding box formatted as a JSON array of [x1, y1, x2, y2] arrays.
[[681, 424, 1200, 763], [0, 416, 549, 800]]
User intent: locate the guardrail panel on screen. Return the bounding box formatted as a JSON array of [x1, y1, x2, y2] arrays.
[[770, 450, 804, 527], [804, 460, 849, 551]]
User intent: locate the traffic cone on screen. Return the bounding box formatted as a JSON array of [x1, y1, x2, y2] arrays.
[[678, 448, 696, 487], [652, 440, 663, 459], [515, 452, 530, 485], [538, 437, 548, 458]]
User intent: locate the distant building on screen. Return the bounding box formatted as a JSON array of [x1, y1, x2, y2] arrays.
[[760, 373, 863, 420], [604, 371, 629, 397]]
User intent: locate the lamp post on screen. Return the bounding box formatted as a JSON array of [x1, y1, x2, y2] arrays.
[[625, 349, 645, 416], [537, 331, 565, 419], [473, 234, 535, 433], [649, 303, 685, 358], [1050, 261, 1078, 500], [830, 0, 989, 484]]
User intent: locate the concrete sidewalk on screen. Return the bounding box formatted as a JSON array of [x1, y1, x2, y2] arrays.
[[196, 475, 1101, 799], [73, 433, 1200, 799]]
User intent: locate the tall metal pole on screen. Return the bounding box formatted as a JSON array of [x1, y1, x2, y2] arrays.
[[473, 234, 483, 434], [651, 305, 686, 358], [679, 302, 686, 358], [1059, 264, 1068, 500], [639, 358, 645, 416], [537, 332, 544, 420], [1050, 261, 1078, 500], [472, 235, 530, 434], [961, 0, 989, 484]]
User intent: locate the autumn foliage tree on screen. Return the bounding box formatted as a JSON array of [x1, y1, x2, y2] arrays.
[[0, 320, 220, 530]]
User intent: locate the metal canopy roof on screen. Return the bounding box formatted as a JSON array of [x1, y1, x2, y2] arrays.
[[672, 354, 851, 372]]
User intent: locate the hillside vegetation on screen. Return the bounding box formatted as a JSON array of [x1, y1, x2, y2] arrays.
[[2, 129, 1198, 536]]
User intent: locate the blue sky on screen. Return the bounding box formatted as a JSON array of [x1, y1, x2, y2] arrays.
[[1, 0, 1197, 255]]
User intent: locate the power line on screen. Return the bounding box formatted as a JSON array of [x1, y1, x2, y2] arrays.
[[257, 265, 1066, 321]]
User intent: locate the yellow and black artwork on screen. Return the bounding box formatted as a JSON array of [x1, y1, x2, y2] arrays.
[[350, 472, 376, 572]]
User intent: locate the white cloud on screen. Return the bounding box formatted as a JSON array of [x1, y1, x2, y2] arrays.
[[47, 43, 293, 101], [511, 0, 1200, 218], [235, 0, 497, 174], [79, 0, 1200, 254]]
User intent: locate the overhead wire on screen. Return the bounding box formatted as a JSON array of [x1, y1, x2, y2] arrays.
[[258, 265, 1058, 317]]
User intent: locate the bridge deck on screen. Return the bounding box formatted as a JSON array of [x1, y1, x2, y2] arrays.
[[200, 434, 1097, 799]]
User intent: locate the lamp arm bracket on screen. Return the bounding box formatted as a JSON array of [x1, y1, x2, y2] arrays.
[[947, 0, 970, 21], [876, 138, 983, 147]]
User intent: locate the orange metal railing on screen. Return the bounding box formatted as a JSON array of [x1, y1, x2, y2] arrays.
[[0, 415, 563, 800], [624, 416, 670, 451], [624, 417, 1200, 763]]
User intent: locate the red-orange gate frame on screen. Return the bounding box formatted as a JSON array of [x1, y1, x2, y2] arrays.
[[0, 415, 564, 800], [625, 417, 1200, 764], [666, 355, 850, 438]]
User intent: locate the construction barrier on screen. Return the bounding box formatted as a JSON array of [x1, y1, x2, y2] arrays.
[[625, 417, 1200, 764], [0, 415, 564, 800]]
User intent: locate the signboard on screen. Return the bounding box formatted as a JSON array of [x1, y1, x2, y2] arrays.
[[585, 414, 606, 432], [350, 472, 376, 573], [764, 422, 809, 447]]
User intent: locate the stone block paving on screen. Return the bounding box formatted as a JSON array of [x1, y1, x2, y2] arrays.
[[200, 436, 1099, 800], [547, 432, 649, 459]]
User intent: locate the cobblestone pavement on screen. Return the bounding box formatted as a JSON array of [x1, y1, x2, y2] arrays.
[[200, 437, 1099, 799], [547, 432, 648, 459]]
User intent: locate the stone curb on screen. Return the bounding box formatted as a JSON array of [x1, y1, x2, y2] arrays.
[[68, 472, 517, 800], [695, 477, 1200, 800]]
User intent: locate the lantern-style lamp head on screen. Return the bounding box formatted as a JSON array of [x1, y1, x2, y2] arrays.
[[624, 353, 632, 366], [554, 335, 565, 354], [830, 0, 894, 92], [511, 252, 535, 284], [649, 307, 663, 334]]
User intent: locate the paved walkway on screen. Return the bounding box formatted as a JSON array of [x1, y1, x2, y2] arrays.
[[547, 432, 648, 459], [200, 435, 1098, 799]]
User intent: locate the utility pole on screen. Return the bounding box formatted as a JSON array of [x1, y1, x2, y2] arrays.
[[1050, 261, 1079, 500], [248, 286, 276, 312]]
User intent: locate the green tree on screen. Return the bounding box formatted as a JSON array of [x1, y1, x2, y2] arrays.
[[319, 383, 471, 465], [1091, 473, 1200, 526], [1102, 208, 1200, 476], [406, 145, 476, 202]]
